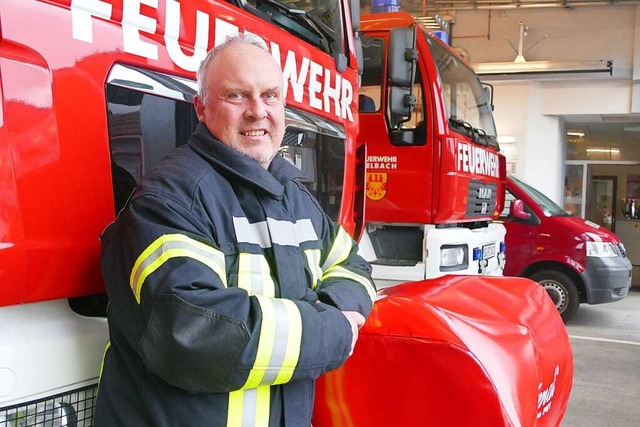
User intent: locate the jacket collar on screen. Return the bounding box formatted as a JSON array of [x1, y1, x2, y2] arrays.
[[188, 123, 305, 199]]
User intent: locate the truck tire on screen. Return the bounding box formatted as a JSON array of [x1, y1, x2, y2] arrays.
[[529, 270, 580, 323]]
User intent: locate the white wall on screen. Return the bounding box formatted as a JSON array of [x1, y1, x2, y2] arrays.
[[449, 5, 640, 203]]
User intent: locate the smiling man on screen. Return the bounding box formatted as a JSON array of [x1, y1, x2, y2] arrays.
[[194, 38, 285, 168], [95, 34, 375, 427]]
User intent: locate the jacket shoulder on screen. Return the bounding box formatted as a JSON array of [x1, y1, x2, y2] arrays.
[[132, 145, 213, 207]]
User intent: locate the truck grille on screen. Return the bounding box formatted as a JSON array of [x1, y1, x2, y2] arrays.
[[466, 180, 499, 218], [0, 384, 98, 427]]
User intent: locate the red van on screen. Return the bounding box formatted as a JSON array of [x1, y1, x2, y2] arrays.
[[499, 175, 632, 322]]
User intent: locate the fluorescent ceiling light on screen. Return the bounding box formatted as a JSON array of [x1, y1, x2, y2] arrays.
[[497, 136, 516, 143], [567, 131, 585, 137], [473, 60, 612, 77], [586, 148, 620, 154]]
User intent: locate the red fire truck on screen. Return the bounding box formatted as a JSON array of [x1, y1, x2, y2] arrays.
[[1, 1, 571, 426], [355, 12, 507, 287], [313, 12, 571, 427], [0, 0, 364, 423]]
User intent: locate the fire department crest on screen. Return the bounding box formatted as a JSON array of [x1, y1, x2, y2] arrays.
[[366, 172, 388, 200]]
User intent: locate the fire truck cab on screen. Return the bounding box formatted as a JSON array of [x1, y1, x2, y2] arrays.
[[355, 13, 507, 287]]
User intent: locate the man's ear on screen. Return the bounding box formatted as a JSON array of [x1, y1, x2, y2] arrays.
[[193, 95, 205, 122]]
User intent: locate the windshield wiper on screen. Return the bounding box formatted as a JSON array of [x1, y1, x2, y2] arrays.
[[252, 0, 331, 50], [449, 118, 499, 149]]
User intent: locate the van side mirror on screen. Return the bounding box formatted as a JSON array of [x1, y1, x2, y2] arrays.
[[509, 199, 531, 220]]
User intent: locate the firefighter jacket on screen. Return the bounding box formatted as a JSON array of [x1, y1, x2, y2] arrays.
[[95, 123, 376, 427]]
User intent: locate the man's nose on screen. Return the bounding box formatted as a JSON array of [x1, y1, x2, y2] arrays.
[[245, 97, 267, 119]]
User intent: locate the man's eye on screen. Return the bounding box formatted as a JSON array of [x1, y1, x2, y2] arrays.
[[228, 93, 243, 100], [264, 93, 278, 100]]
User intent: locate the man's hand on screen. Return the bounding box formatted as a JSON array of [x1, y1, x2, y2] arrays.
[[342, 311, 366, 356]]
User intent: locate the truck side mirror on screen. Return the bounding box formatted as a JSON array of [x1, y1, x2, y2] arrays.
[[509, 199, 531, 220], [388, 27, 416, 87], [349, 0, 360, 32], [387, 27, 417, 128]]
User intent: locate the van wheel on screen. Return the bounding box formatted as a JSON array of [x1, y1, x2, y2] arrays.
[[529, 270, 580, 323]]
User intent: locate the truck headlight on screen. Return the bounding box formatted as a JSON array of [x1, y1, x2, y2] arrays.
[[586, 241, 619, 257], [440, 245, 468, 271]]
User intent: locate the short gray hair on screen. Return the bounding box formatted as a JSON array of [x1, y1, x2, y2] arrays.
[[196, 34, 270, 104]]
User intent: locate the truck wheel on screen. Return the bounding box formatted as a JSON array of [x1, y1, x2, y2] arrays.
[[529, 270, 580, 323]]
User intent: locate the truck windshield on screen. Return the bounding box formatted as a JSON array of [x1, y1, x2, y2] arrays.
[[511, 176, 570, 217], [425, 33, 497, 144], [244, 0, 343, 57]]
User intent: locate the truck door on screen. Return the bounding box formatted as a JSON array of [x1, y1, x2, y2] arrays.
[[360, 31, 434, 225]]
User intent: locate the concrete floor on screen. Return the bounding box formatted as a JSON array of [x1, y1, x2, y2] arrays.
[[561, 287, 640, 427]]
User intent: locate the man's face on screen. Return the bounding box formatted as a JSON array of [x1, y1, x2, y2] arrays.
[[194, 44, 285, 168]]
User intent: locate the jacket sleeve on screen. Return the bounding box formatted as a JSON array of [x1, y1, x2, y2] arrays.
[[101, 193, 355, 394], [315, 219, 377, 318]]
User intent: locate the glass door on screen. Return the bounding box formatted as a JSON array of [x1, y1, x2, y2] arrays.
[[564, 163, 586, 217], [588, 176, 616, 231]]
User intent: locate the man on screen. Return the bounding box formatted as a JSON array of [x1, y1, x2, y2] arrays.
[[95, 35, 375, 426]]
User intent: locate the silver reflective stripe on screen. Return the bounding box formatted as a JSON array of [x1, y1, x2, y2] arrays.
[[233, 217, 271, 248], [233, 217, 319, 248], [261, 298, 289, 384], [241, 297, 301, 389], [242, 388, 257, 427]]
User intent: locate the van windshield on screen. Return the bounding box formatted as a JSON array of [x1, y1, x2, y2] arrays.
[[511, 175, 570, 217]]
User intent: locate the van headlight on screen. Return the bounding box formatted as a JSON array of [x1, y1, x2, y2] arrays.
[[586, 241, 619, 257], [440, 245, 468, 271]]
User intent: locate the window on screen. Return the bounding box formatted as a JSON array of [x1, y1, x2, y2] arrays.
[[427, 34, 497, 142], [105, 64, 346, 222], [360, 35, 385, 112]]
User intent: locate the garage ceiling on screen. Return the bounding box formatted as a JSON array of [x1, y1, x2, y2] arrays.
[[361, 0, 640, 16]]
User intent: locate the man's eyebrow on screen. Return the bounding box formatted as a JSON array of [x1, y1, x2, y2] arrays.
[[223, 86, 244, 93]]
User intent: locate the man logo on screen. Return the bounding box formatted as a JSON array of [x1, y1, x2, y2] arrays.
[[366, 173, 387, 200]]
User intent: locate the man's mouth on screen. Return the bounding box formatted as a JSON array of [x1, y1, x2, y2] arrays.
[[241, 130, 267, 137]]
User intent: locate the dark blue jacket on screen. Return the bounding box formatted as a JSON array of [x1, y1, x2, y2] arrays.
[[95, 124, 375, 426]]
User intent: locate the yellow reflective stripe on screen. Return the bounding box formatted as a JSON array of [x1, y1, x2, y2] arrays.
[[257, 256, 276, 298], [241, 296, 302, 389], [304, 249, 322, 289], [129, 234, 226, 304], [273, 299, 302, 384], [226, 387, 270, 427], [243, 296, 276, 389], [321, 227, 352, 272], [238, 253, 275, 297], [99, 340, 111, 381], [254, 386, 270, 427], [322, 265, 377, 303], [227, 390, 244, 427]]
